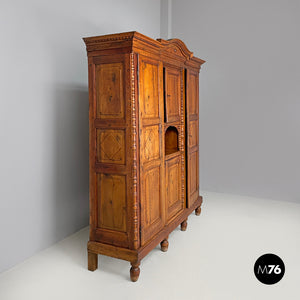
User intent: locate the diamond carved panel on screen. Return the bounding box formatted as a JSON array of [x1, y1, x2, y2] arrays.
[[97, 129, 125, 164], [142, 125, 160, 162]]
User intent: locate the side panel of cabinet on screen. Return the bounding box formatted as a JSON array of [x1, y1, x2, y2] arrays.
[[96, 62, 125, 120], [186, 69, 200, 207], [138, 55, 165, 246], [89, 53, 136, 248]]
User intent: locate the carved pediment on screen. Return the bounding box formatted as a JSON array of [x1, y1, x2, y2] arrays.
[[157, 38, 193, 60]]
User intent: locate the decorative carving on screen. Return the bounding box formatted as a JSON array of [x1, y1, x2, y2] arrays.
[[130, 52, 139, 249], [97, 130, 125, 164], [83, 32, 136, 49], [157, 38, 194, 60], [180, 68, 185, 206], [83, 32, 205, 70], [143, 126, 160, 161]]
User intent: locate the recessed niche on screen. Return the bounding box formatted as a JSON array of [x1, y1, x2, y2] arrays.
[[165, 126, 179, 155]]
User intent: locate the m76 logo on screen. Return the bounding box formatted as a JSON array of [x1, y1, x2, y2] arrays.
[[254, 254, 285, 284], [257, 265, 282, 274]]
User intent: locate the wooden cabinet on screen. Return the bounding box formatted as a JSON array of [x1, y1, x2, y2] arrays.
[[83, 32, 205, 282]]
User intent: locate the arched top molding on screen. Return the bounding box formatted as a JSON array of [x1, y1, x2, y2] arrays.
[[157, 38, 193, 60]]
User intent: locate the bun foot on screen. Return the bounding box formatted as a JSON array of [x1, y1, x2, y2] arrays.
[[195, 206, 201, 216], [181, 219, 188, 231], [160, 237, 169, 252], [130, 262, 140, 282]]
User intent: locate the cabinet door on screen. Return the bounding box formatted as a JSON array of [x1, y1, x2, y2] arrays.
[[139, 56, 165, 246], [164, 67, 181, 123], [166, 155, 184, 221], [186, 69, 199, 207]]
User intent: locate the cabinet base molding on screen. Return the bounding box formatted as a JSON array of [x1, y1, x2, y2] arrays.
[[87, 196, 202, 281]]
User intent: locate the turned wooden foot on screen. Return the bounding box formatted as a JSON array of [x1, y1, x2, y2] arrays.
[[181, 219, 188, 231], [88, 251, 98, 271], [160, 237, 169, 252], [130, 262, 140, 282], [195, 206, 201, 216]]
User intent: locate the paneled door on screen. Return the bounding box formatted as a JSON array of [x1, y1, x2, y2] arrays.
[[186, 69, 199, 207], [165, 155, 183, 221], [164, 65, 185, 221], [164, 67, 181, 123], [139, 55, 165, 245]]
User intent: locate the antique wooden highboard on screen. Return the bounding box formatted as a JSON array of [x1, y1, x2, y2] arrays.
[[83, 31, 205, 282]]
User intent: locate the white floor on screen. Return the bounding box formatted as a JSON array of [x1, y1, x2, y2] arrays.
[[0, 191, 300, 300]]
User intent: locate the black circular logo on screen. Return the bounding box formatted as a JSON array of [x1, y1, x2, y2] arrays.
[[254, 253, 285, 285]]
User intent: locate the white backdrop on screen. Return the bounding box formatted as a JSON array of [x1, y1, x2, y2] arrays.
[[0, 0, 161, 273], [172, 0, 300, 203]]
